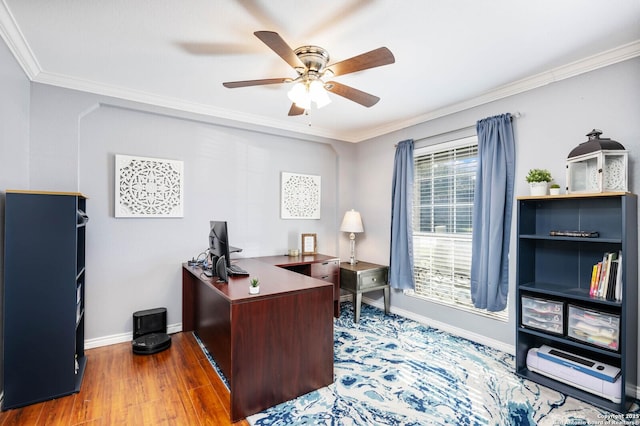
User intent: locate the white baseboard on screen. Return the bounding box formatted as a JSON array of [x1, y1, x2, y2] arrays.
[[84, 323, 182, 349]]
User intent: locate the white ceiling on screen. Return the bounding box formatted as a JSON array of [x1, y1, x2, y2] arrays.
[[1, 0, 639, 142]]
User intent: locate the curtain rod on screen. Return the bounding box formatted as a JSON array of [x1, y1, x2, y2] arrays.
[[398, 112, 522, 146]]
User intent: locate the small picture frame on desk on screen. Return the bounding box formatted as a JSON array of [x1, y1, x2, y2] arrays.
[[301, 233, 317, 255]]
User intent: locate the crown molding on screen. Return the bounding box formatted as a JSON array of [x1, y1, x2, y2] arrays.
[[354, 40, 640, 142], [0, 1, 40, 78], [33, 71, 349, 142]]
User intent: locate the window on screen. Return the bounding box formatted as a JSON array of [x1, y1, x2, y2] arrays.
[[406, 136, 507, 320]]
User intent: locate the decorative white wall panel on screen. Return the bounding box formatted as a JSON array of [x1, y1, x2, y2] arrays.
[[281, 172, 321, 219], [115, 154, 184, 218]]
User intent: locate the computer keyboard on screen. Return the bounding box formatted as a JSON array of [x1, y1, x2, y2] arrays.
[[227, 263, 249, 276]]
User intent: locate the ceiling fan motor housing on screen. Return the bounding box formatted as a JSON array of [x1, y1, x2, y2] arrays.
[[294, 46, 330, 74]]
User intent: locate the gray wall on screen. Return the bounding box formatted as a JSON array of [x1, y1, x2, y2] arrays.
[[353, 57, 640, 364], [26, 84, 356, 343], [0, 39, 30, 197], [0, 32, 31, 395]]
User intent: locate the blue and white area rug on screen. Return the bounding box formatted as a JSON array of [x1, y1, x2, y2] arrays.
[[199, 303, 639, 425]]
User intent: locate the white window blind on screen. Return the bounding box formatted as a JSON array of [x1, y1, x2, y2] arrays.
[[408, 137, 507, 320]]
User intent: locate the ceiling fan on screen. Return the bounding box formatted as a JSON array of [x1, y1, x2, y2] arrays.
[[222, 31, 395, 116]]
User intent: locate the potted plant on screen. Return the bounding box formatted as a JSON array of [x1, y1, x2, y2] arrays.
[[526, 169, 552, 196], [249, 277, 260, 294], [549, 183, 561, 195]]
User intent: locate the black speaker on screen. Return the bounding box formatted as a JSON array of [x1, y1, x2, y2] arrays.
[[132, 307, 171, 355]]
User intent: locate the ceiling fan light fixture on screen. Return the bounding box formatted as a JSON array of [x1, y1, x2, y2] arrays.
[[287, 81, 305, 101], [287, 82, 311, 109], [287, 80, 331, 110], [309, 80, 331, 108]]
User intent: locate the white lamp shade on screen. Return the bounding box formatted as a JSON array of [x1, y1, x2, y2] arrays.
[[340, 209, 364, 233]]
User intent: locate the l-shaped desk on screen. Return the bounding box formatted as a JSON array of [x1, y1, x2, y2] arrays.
[[182, 254, 340, 422]]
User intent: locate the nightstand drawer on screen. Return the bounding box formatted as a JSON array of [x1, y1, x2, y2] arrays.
[[359, 269, 387, 290], [341, 265, 388, 292]]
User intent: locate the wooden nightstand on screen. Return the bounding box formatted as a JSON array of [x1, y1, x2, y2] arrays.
[[340, 261, 390, 323]]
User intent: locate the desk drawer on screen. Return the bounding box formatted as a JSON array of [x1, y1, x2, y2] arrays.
[[310, 259, 340, 279]]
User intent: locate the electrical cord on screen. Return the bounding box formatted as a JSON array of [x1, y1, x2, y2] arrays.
[[188, 249, 209, 267]]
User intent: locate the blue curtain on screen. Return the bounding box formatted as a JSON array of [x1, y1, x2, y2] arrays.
[[389, 139, 415, 290], [470, 114, 515, 311]]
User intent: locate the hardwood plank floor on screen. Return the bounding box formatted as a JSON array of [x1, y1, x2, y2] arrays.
[[0, 332, 251, 426]]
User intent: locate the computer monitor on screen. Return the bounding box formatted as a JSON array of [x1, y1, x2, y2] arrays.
[[209, 220, 231, 269], [208, 220, 246, 282]]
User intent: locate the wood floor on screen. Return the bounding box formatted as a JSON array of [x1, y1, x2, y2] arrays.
[[0, 332, 251, 425]]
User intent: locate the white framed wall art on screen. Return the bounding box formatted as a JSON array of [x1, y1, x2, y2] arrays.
[[115, 154, 184, 218], [281, 172, 321, 219]]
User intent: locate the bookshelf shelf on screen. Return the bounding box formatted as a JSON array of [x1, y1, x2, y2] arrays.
[[515, 193, 637, 414], [520, 282, 622, 307], [518, 327, 623, 360], [520, 234, 622, 244]]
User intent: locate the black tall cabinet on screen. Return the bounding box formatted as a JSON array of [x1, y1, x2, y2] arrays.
[[3, 190, 88, 409]]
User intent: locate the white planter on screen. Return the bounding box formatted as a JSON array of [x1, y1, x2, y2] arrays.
[[529, 182, 548, 196], [549, 187, 561, 195], [249, 286, 259, 294]]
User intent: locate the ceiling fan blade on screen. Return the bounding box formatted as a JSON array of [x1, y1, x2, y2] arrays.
[[325, 81, 380, 107], [222, 78, 289, 88], [327, 47, 395, 77], [254, 31, 305, 69], [288, 103, 305, 116]]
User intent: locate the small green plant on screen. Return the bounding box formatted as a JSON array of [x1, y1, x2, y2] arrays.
[[550, 183, 560, 189], [250, 278, 259, 287], [526, 169, 552, 183]]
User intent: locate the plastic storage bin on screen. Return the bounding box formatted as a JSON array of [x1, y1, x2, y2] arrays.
[[568, 305, 620, 351], [521, 296, 564, 335]]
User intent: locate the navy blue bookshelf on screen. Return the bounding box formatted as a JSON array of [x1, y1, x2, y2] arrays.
[[2, 190, 87, 410], [515, 193, 637, 414]]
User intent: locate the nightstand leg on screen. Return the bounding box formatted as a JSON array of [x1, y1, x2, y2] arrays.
[[383, 286, 390, 315], [354, 292, 362, 323]]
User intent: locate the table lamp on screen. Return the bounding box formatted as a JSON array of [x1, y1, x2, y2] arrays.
[[340, 209, 364, 265]]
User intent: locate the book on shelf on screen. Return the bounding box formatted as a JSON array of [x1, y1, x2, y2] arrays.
[[614, 252, 623, 302], [600, 252, 616, 298], [606, 260, 618, 300], [591, 251, 622, 301], [596, 253, 608, 298], [549, 230, 599, 238], [589, 262, 601, 297]]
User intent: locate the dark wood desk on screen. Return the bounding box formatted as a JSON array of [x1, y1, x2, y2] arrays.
[[182, 257, 334, 422], [256, 254, 340, 317]]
